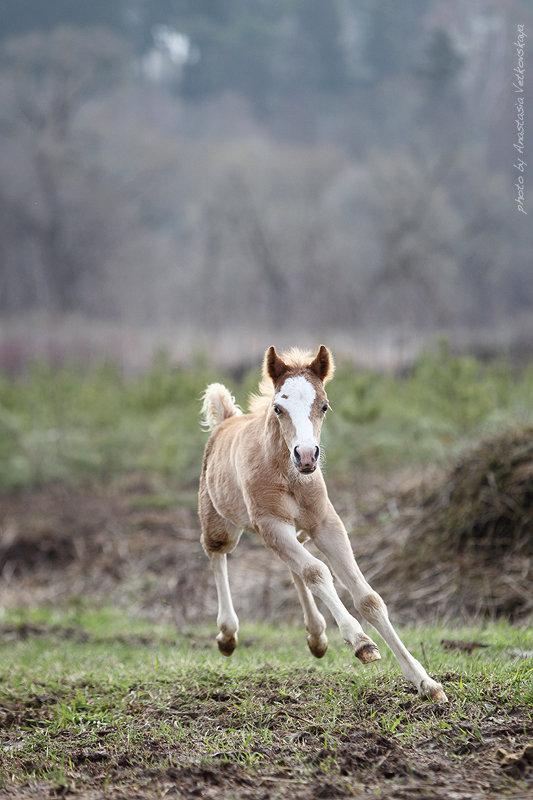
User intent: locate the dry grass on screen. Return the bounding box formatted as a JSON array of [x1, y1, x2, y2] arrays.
[[1, 426, 532, 629], [357, 428, 533, 623]]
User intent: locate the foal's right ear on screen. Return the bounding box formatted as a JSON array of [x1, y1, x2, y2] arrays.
[[265, 346, 289, 383]]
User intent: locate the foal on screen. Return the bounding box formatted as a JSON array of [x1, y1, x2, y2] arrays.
[[199, 345, 447, 702]]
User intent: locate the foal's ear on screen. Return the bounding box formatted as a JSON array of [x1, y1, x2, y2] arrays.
[[309, 345, 335, 384], [265, 346, 289, 383]]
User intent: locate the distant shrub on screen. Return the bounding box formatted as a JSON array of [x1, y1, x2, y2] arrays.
[[324, 345, 533, 474], [0, 350, 531, 490]]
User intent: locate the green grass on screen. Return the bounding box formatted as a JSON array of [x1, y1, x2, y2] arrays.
[[1, 344, 533, 491], [324, 343, 533, 473], [1, 350, 532, 796], [0, 353, 224, 489], [0, 607, 531, 795]]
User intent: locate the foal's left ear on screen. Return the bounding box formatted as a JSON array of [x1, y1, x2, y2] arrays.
[[309, 345, 335, 384]]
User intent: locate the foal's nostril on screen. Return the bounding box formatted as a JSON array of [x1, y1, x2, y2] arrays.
[[293, 446, 319, 467]]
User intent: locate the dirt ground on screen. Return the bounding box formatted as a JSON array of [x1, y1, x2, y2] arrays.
[[1, 665, 532, 800], [0, 464, 530, 626], [0, 477, 301, 626], [0, 479, 532, 800]]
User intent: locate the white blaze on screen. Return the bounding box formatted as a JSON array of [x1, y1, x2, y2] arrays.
[[275, 376, 317, 451]]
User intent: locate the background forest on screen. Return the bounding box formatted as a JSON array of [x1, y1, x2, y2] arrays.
[[0, 0, 532, 367], [0, 7, 532, 798]]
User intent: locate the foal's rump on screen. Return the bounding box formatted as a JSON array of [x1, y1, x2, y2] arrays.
[[199, 390, 256, 535]]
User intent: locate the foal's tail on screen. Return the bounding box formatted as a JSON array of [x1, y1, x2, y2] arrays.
[[201, 383, 242, 431]]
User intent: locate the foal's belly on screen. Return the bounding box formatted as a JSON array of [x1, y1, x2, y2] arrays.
[[205, 464, 253, 531]]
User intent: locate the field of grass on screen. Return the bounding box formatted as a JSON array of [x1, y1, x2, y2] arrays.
[[1, 343, 533, 491], [0, 347, 532, 798], [0, 607, 531, 799]]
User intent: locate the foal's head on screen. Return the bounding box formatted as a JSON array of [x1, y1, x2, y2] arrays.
[[265, 345, 334, 475]]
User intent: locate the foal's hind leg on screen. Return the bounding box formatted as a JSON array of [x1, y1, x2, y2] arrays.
[[211, 551, 240, 655], [257, 517, 380, 661], [199, 492, 241, 656], [291, 571, 328, 658]]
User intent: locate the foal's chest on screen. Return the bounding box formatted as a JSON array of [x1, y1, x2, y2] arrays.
[[285, 479, 329, 532]]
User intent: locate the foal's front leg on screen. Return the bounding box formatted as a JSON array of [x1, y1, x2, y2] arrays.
[[312, 504, 448, 702], [257, 517, 380, 663]]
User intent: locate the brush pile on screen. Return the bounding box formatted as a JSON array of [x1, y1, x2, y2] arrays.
[[1, 429, 531, 626], [361, 428, 533, 621]]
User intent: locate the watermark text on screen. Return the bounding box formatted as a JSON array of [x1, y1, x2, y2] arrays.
[[513, 24, 527, 214]]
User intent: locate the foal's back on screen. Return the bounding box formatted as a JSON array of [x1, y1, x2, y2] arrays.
[[200, 409, 266, 535]]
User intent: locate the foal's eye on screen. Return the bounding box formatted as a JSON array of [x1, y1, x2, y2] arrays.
[[273, 405, 282, 416], [322, 404, 329, 414]]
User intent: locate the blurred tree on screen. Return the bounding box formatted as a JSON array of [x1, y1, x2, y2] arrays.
[[325, 149, 463, 329], [0, 0, 125, 40], [279, 0, 350, 95], [417, 28, 464, 100], [0, 26, 130, 312], [360, 0, 432, 82], [1, 26, 129, 140], [415, 27, 466, 154], [165, 0, 352, 114], [178, 0, 281, 113], [0, 0, 528, 342]]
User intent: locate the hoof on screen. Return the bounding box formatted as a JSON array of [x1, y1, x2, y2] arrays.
[[216, 633, 237, 656], [355, 643, 381, 664], [420, 680, 448, 703], [307, 632, 328, 658]]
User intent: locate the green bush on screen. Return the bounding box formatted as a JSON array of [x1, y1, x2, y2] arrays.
[[324, 345, 533, 474], [0, 348, 531, 490]]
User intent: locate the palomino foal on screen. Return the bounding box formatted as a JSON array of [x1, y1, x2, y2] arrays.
[[199, 345, 447, 702]]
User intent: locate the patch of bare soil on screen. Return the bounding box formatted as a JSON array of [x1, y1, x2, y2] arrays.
[[0, 678, 531, 800], [1, 432, 532, 629], [0, 477, 302, 626], [1, 431, 533, 628]]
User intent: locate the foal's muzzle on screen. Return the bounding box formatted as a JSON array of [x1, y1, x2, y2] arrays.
[[293, 445, 320, 474]]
